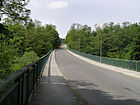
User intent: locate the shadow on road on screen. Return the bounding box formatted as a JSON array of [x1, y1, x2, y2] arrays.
[[29, 76, 80, 105], [68, 79, 140, 105], [29, 74, 140, 105], [55, 48, 140, 105]]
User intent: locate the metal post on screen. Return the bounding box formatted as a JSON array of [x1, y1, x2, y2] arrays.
[[78, 39, 80, 52], [100, 33, 102, 63], [136, 61, 138, 71], [129, 60, 131, 70], [122, 59, 124, 68]]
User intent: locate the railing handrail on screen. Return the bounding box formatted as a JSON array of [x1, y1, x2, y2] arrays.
[[70, 49, 140, 62], [0, 49, 52, 98], [70, 49, 140, 71]]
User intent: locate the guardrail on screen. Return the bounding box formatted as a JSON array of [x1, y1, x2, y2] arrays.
[[70, 49, 140, 71], [0, 49, 52, 105]]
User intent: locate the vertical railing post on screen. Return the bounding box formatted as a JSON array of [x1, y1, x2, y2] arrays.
[[37, 62, 39, 80], [33, 64, 36, 89], [21, 73, 25, 105], [18, 76, 22, 105], [0, 49, 52, 105], [27, 69, 30, 105], [35, 63, 37, 82], [129, 60, 131, 70], [100, 33, 102, 63], [122, 59, 124, 68], [136, 61, 138, 71]]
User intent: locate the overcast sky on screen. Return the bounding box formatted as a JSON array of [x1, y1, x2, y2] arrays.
[[27, 0, 140, 38]]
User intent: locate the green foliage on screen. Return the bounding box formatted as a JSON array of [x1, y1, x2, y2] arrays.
[[0, 0, 61, 79], [11, 51, 39, 72], [0, 39, 16, 79], [0, 0, 31, 24], [66, 22, 140, 60], [0, 18, 60, 79], [24, 23, 60, 57]]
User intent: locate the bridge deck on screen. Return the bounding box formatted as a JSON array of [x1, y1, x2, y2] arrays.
[[55, 49, 140, 105], [29, 51, 80, 105], [29, 48, 140, 105]]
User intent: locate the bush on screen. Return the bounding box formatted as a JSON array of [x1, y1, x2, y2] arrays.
[[11, 51, 39, 72]]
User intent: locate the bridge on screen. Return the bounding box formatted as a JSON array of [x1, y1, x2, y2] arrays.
[[0, 46, 140, 105]]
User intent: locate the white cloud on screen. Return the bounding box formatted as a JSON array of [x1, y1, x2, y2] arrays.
[[29, 0, 42, 8], [47, 1, 68, 10]]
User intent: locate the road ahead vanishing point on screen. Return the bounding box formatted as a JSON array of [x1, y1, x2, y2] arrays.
[[55, 48, 140, 105]]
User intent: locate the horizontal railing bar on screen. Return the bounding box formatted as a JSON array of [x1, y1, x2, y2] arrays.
[[0, 49, 52, 91], [0, 83, 19, 103], [74, 50, 140, 62], [70, 49, 140, 71], [0, 48, 53, 105]]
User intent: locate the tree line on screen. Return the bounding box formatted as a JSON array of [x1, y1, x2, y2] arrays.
[[66, 22, 140, 61], [0, 0, 61, 79]]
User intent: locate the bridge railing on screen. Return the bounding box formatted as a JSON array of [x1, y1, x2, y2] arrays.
[[0, 49, 52, 105], [70, 49, 140, 71]]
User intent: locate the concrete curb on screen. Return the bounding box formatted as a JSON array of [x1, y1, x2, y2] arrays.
[[67, 50, 140, 79]]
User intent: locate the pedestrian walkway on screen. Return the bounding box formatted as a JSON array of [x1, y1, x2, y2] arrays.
[[29, 50, 80, 105]]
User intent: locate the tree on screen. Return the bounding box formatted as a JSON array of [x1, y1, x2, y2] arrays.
[[66, 22, 140, 60], [11, 51, 39, 72], [0, 0, 31, 24], [0, 18, 61, 79]]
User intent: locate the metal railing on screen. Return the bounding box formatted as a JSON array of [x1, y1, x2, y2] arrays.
[[70, 49, 140, 71], [0, 49, 52, 105]]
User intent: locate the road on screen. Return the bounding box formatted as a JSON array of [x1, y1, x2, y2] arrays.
[[29, 51, 80, 105], [55, 48, 140, 105]]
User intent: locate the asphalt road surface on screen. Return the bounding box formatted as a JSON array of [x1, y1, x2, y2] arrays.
[[55, 48, 140, 105]]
